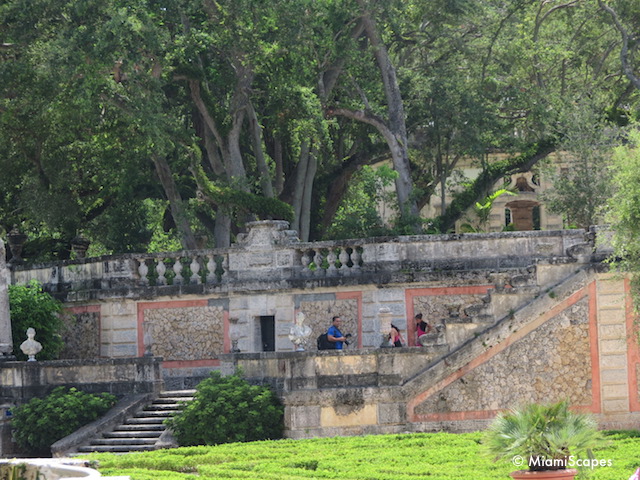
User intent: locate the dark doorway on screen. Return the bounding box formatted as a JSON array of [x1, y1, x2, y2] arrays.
[[260, 316, 275, 352]]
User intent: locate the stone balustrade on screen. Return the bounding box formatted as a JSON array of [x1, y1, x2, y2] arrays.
[[8, 221, 599, 298]]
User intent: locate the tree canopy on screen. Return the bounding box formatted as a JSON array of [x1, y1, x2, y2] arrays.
[[0, 0, 638, 258]]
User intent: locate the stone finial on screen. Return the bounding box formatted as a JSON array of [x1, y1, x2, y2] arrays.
[[236, 221, 299, 248], [20, 327, 42, 361]]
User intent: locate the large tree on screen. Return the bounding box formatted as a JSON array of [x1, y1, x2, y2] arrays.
[[1, 0, 639, 254]]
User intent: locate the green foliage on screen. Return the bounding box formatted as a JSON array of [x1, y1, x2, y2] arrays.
[[484, 400, 604, 471], [81, 430, 638, 480], [461, 188, 516, 232], [326, 165, 397, 240], [606, 128, 640, 305], [1, 0, 638, 247], [541, 104, 618, 229], [8, 280, 63, 361], [166, 371, 284, 446], [192, 164, 294, 224], [11, 387, 116, 456]]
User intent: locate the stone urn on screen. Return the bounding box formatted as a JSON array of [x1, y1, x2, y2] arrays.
[[7, 226, 27, 264], [71, 236, 91, 259]]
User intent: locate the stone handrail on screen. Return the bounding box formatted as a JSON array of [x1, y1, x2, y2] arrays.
[[8, 221, 597, 296]]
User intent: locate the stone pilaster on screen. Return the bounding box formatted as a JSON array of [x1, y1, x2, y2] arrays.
[[0, 240, 12, 358], [596, 275, 629, 414]]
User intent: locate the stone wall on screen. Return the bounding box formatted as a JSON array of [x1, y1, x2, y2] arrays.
[[59, 307, 101, 360], [0, 357, 163, 457], [5, 223, 636, 439], [219, 269, 640, 437]]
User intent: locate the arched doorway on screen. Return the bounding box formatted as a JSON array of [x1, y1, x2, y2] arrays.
[[505, 200, 541, 231]]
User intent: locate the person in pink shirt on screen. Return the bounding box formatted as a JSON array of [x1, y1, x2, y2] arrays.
[[414, 313, 432, 346]]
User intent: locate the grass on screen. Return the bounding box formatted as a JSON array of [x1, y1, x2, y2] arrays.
[[81, 430, 640, 480]]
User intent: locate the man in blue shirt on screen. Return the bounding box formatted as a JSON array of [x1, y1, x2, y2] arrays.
[[327, 316, 348, 350]]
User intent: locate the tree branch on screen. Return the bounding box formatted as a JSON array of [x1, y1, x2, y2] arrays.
[[436, 139, 556, 232], [599, 0, 640, 90]]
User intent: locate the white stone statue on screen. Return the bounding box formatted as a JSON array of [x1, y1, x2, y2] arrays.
[[289, 312, 312, 351], [20, 327, 42, 361]]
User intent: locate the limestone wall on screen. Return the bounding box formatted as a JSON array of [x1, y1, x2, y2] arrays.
[[5, 223, 635, 439], [220, 269, 640, 437]]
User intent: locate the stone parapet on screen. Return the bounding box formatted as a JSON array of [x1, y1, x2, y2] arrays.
[[220, 346, 450, 393], [9, 224, 592, 301], [0, 356, 163, 403]]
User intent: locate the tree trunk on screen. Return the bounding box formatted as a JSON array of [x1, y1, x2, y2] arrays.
[[291, 141, 310, 236], [214, 212, 232, 248], [299, 146, 318, 242], [273, 136, 284, 195], [247, 101, 274, 198], [151, 154, 197, 250], [320, 151, 372, 231], [358, 5, 419, 223]]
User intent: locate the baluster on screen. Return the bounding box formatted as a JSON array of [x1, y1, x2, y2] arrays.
[[313, 250, 324, 276], [339, 247, 350, 273], [300, 249, 312, 275], [326, 249, 338, 275], [137, 258, 149, 286], [351, 247, 362, 272], [173, 256, 183, 285], [220, 254, 229, 281], [156, 259, 167, 285], [206, 255, 217, 284], [190, 256, 201, 284]]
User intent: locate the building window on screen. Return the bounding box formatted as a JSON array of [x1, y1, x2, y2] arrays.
[[505, 208, 512, 227]]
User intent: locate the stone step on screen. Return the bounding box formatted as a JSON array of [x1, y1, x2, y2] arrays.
[[92, 438, 158, 446], [104, 431, 162, 439], [143, 403, 183, 411], [463, 302, 492, 317], [74, 390, 196, 455], [153, 397, 191, 405], [124, 417, 166, 425], [77, 445, 157, 453], [136, 409, 176, 417], [159, 390, 196, 397], [113, 424, 164, 432]]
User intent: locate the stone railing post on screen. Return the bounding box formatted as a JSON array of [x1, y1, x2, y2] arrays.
[[230, 220, 299, 282]]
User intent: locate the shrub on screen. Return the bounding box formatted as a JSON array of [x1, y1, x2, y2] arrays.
[[11, 387, 117, 456], [484, 400, 603, 471], [9, 280, 63, 360], [166, 371, 284, 446]]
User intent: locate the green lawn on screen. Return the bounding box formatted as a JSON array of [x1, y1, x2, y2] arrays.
[[82, 431, 640, 480]]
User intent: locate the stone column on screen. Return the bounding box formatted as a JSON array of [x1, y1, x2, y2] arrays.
[[0, 239, 13, 358]]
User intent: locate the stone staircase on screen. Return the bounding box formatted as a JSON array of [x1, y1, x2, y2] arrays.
[[76, 390, 195, 454], [437, 256, 586, 350]]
